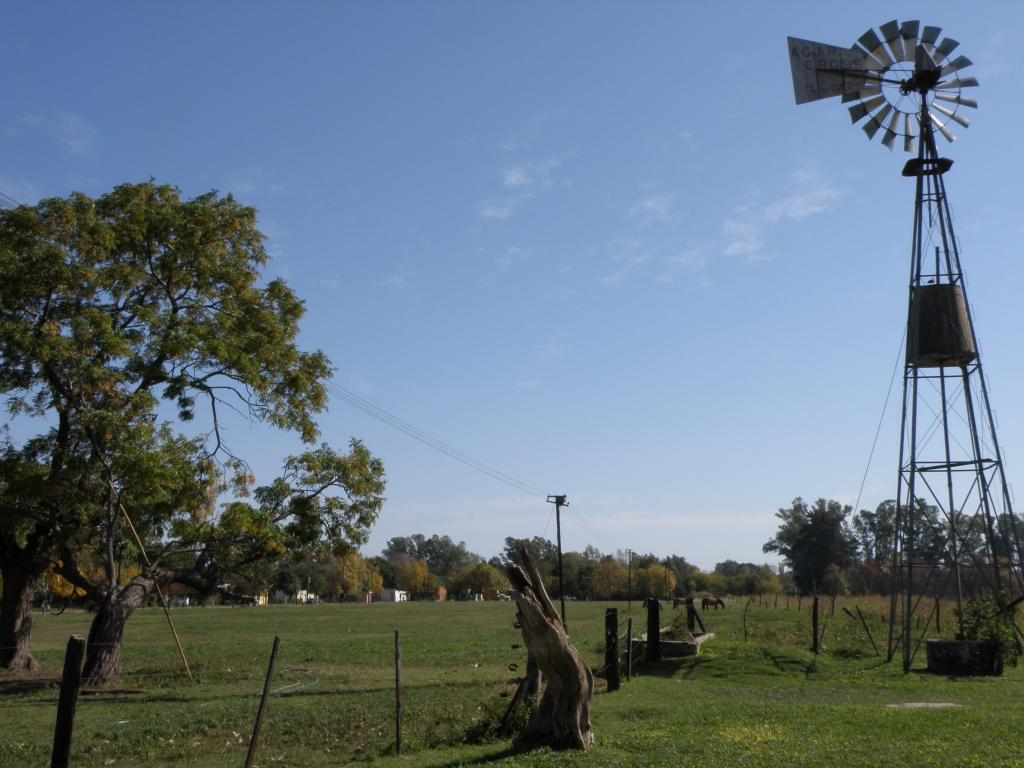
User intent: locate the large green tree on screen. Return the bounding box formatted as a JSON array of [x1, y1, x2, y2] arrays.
[[0, 182, 358, 676], [383, 533, 481, 584], [763, 497, 857, 596]]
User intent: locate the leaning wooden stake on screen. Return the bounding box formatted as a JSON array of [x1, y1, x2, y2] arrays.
[[506, 546, 593, 750], [244, 635, 281, 768], [853, 605, 880, 656], [51, 635, 86, 768]]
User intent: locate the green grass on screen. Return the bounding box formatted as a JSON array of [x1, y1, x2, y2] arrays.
[[2, 597, 1023, 767]]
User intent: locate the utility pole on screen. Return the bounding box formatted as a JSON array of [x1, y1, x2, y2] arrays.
[[547, 494, 568, 632]]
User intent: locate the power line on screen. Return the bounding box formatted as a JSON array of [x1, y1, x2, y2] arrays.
[[566, 502, 618, 551], [853, 325, 907, 515], [327, 382, 544, 496], [0, 191, 21, 210]]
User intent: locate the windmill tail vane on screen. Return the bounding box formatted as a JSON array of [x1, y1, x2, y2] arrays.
[[788, 19, 978, 151]]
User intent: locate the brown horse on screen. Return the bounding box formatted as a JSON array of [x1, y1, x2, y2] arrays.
[[701, 596, 725, 611]]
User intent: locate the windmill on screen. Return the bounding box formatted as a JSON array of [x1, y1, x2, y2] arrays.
[[788, 21, 1024, 672]]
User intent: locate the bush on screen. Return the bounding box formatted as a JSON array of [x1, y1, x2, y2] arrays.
[[956, 596, 1020, 667]]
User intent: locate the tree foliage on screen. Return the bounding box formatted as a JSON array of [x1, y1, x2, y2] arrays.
[[0, 182, 379, 679], [763, 497, 857, 595]]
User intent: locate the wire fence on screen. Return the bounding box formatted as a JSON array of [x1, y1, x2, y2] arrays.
[[3, 607, 636, 765]]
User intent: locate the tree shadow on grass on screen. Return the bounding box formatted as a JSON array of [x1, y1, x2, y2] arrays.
[[629, 656, 710, 680]]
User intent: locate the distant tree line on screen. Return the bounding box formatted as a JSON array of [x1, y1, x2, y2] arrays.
[[765, 496, 1023, 599]]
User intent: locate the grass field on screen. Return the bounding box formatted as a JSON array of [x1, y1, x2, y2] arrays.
[[2, 596, 1023, 767]]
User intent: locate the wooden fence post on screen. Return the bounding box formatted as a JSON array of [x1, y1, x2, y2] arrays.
[[685, 598, 696, 633], [935, 598, 941, 633], [244, 635, 281, 768], [626, 617, 633, 680], [645, 598, 661, 662], [605, 608, 620, 692], [812, 596, 821, 654], [394, 629, 402, 755], [51, 635, 86, 768]]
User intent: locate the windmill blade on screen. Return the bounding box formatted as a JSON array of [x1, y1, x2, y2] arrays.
[[900, 20, 920, 62], [849, 94, 886, 123], [915, 43, 938, 73], [853, 43, 887, 71], [863, 103, 893, 140], [903, 113, 917, 153], [930, 111, 957, 142], [933, 102, 971, 129], [920, 26, 941, 46], [937, 76, 979, 89], [940, 55, 973, 78], [934, 92, 978, 109], [934, 37, 960, 65], [842, 85, 881, 103], [880, 20, 904, 61], [881, 110, 901, 149], [858, 27, 894, 67]]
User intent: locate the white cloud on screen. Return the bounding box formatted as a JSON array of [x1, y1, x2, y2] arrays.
[[502, 166, 531, 188], [478, 197, 521, 220], [628, 194, 676, 226], [497, 109, 570, 152], [722, 219, 767, 259], [481, 246, 529, 286], [8, 113, 98, 157], [720, 166, 841, 262], [599, 238, 653, 284], [380, 272, 410, 291], [763, 168, 842, 223], [663, 248, 706, 270], [535, 343, 566, 360], [479, 153, 568, 220]]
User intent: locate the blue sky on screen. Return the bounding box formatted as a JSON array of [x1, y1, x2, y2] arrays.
[[5, 2, 1024, 568]]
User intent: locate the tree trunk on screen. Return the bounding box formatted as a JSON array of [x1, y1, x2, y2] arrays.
[[80, 578, 151, 685], [0, 542, 42, 672], [506, 546, 593, 751]]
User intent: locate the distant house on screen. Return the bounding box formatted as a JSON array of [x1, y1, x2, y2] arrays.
[[295, 589, 319, 604], [377, 589, 409, 602], [357, 592, 373, 604]]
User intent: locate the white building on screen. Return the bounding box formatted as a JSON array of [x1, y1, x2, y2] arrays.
[[377, 589, 409, 602]]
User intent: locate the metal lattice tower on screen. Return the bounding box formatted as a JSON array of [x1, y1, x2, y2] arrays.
[[788, 20, 1024, 671]]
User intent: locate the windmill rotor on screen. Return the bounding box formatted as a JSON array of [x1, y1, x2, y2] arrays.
[[788, 19, 978, 152]]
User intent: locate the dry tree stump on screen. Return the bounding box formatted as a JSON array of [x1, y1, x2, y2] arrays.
[[506, 546, 594, 751]]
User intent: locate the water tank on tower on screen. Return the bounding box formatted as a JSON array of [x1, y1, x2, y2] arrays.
[[908, 283, 976, 367]]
